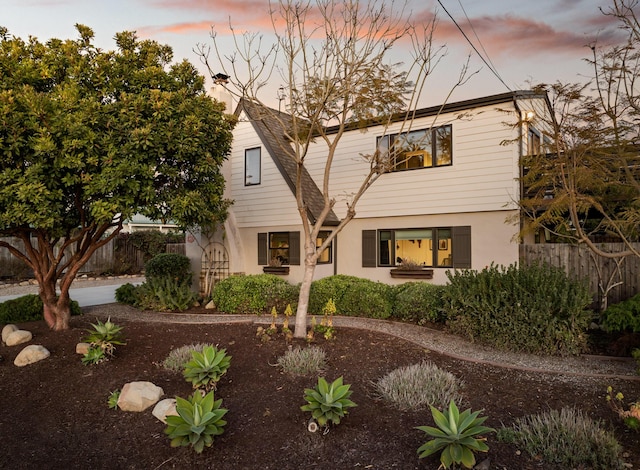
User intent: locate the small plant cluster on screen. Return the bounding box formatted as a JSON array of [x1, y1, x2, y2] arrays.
[[163, 344, 232, 453], [497, 407, 624, 469], [601, 292, 640, 334], [115, 253, 196, 312], [417, 400, 494, 470], [161, 343, 214, 372], [277, 346, 327, 376], [256, 304, 294, 342], [374, 361, 464, 411], [606, 386, 640, 432], [81, 318, 125, 365], [311, 298, 336, 341], [301, 376, 357, 429]]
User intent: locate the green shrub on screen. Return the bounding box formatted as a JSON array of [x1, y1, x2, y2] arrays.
[[118, 278, 196, 312], [417, 400, 494, 469], [375, 362, 464, 411], [165, 390, 227, 454], [144, 253, 192, 284], [211, 274, 299, 315], [444, 263, 592, 355], [0, 294, 81, 324], [115, 283, 137, 306], [601, 293, 640, 333], [162, 343, 214, 372], [277, 346, 327, 375], [391, 282, 448, 324], [308, 275, 393, 319], [497, 407, 624, 469]]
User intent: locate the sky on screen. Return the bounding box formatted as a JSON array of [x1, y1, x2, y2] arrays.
[[0, 0, 632, 108]]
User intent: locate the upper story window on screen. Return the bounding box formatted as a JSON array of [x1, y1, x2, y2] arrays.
[[378, 125, 452, 172], [245, 147, 261, 186], [527, 127, 541, 155]]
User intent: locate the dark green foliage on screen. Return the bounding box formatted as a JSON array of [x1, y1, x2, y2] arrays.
[[210, 274, 299, 315], [308, 275, 392, 319], [115, 283, 137, 306], [444, 263, 592, 355], [601, 293, 640, 333], [0, 294, 81, 324], [145, 253, 192, 284], [391, 282, 448, 324], [127, 231, 174, 262], [116, 278, 196, 312]]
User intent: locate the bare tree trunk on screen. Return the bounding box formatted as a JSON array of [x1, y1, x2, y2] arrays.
[[294, 260, 317, 338]]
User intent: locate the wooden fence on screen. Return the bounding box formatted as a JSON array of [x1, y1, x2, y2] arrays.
[[0, 237, 185, 278], [520, 243, 640, 309]]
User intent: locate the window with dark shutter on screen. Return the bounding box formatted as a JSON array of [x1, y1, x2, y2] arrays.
[[452, 226, 471, 268], [362, 230, 377, 267], [289, 231, 300, 265], [258, 233, 268, 265]]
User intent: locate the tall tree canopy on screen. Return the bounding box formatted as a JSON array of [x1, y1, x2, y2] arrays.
[[0, 25, 235, 330]]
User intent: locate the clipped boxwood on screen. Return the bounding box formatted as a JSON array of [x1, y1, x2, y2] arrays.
[[0, 294, 82, 324], [444, 263, 593, 355], [308, 275, 393, 319], [145, 253, 192, 284], [211, 274, 299, 315], [391, 282, 448, 324]]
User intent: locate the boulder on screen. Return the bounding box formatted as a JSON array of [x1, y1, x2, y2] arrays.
[[2, 324, 18, 343], [76, 342, 91, 355], [152, 398, 178, 423], [117, 381, 164, 412], [14, 345, 50, 367], [6, 330, 33, 346]]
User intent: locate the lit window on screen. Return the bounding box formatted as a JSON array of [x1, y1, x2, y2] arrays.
[[269, 232, 289, 264], [378, 125, 452, 172], [316, 231, 333, 264], [378, 228, 453, 267]]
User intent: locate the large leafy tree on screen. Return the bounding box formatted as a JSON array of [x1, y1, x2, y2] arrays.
[[519, 0, 640, 309], [0, 25, 235, 330], [200, 0, 472, 337]]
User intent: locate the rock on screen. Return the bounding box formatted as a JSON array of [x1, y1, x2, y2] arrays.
[[152, 398, 178, 423], [19, 281, 30, 286], [14, 345, 50, 366], [117, 381, 164, 412], [6, 330, 33, 346], [474, 458, 490, 470], [205, 300, 215, 310], [76, 342, 91, 355], [2, 324, 18, 343]]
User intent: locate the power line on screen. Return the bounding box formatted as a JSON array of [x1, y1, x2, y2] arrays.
[[436, 0, 512, 92]]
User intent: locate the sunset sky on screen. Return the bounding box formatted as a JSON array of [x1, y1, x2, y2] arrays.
[[1, 0, 631, 107]]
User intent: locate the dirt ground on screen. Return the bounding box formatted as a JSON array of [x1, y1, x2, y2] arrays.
[[0, 305, 639, 470]]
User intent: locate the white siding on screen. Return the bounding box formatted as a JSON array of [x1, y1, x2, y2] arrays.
[[227, 114, 300, 228]]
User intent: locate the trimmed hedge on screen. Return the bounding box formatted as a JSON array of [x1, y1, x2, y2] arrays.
[[444, 263, 592, 355], [144, 253, 192, 284], [308, 275, 393, 319], [0, 294, 82, 324], [391, 282, 447, 324], [211, 274, 299, 315]]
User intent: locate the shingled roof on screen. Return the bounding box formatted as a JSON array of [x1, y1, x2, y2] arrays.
[[236, 98, 340, 226]]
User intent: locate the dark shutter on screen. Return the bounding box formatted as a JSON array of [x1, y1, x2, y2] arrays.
[[362, 230, 377, 267], [289, 231, 300, 265], [452, 226, 471, 268], [258, 233, 268, 265]]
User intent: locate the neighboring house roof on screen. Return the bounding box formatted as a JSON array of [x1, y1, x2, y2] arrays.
[[236, 98, 340, 226]]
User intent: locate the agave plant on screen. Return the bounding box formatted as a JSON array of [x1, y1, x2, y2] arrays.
[[164, 391, 228, 454], [82, 317, 125, 357], [183, 345, 231, 391], [301, 376, 357, 427], [417, 400, 494, 469]]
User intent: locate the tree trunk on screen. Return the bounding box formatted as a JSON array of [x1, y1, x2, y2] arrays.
[[293, 260, 317, 339], [39, 277, 72, 331]]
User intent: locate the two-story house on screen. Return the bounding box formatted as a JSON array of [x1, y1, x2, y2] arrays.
[[191, 90, 552, 287]]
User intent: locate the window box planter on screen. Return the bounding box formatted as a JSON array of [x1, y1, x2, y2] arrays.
[[263, 266, 290, 275], [389, 268, 433, 279]]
